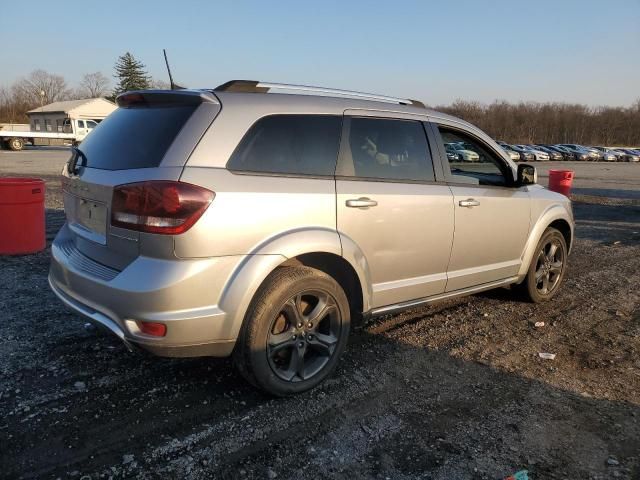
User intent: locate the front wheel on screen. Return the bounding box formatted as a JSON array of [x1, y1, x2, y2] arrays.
[[233, 266, 351, 396], [515, 227, 568, 303]]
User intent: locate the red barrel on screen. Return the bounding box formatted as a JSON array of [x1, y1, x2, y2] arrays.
[[548, 169, 574, 196], [0, 177, 46, 255]]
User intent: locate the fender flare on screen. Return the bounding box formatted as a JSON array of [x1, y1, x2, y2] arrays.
[[217, 228, 372, 341], [517, 204, 574, 279]]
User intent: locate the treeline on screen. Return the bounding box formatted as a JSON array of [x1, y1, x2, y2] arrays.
[[0, 52, 168, 124], [0, 70, 112, 124], [436, 99, 640, 146], [3, 63, 640, 147]]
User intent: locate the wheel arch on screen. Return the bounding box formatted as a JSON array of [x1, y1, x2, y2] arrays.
[[548, 218, 573, 251], [280, 252, 365, 324], [517, 204, 574, 280], [217, 228, 372, 343]]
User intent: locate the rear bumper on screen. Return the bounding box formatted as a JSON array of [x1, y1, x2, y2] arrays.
[[49, 224, 244, 357]]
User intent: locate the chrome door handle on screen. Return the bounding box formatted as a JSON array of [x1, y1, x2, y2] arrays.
[[346, 197, 378, 208], [459, 198, 480, 208]]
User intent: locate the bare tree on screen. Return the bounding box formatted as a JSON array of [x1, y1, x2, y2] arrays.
[[78, 72, 110, 98], [150, 78, 171, 90], [436, 99, 640, 146], [0, 83, 39, 123], [14, 69, 71, 106]]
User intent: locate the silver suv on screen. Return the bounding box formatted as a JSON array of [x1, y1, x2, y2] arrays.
[[49, 81, 574, 395]]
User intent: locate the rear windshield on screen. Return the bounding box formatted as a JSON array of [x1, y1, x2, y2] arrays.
[[78, 105, 196, 170]]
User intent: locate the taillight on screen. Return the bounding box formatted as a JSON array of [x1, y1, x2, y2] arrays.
[[111, 181, 214, 235], [117, 93, 147, 107]]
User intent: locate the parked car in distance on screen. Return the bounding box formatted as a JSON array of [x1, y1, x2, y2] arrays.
[[558, 144, 601, 161], [505, 149, 521, 162], [518, 145, 550, 161], [495, 142, 523, 162], [533, 145, 564, 161], [591, 146, 621, 162], [616, 148, 640, 162], [444, 143, 461, 162], [448, 142, 480, 162], [48, 81, 574, 396], [583, 146, 607, 161], [554, 145, 591, 161], [498, 145, 521, 162], [545, 145, 577, 161], [509, 144, 539, 162]]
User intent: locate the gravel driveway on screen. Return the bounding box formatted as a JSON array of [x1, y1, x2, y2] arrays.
[[1, 149, 639, 479]]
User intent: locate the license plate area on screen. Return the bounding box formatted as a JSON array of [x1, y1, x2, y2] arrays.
[[65, 193, 108, 245]]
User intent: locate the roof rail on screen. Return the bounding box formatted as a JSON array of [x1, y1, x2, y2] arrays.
[[214, 80, 425, 108]]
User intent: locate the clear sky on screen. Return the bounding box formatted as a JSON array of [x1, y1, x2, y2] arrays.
[[2, 0, 638, 107]]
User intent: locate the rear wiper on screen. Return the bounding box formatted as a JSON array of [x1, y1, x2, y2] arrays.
[[68, 147, 87, 175]]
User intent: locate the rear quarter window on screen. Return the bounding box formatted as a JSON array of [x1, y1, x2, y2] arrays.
[[227, 115, 342, 176], [79, 105, 196, 170]]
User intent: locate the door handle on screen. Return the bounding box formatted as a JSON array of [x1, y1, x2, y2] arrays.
[[346, 197, 378, 208], [459, 198, 480, 208]]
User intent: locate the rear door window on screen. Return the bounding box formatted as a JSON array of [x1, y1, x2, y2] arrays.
[[227, 115, 342, 176], [78, 105, 196, 170], [338, 117, 435, 182]]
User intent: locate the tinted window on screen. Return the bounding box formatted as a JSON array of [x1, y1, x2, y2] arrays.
[[438, 127, 509, 186], [78, 105, 196, 170], [340, 117, 434, 182], [228, 115, 342, 176], [77, 120, 85, 129]]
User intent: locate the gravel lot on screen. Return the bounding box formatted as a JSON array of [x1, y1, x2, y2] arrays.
[[1, 148, 639, 479]]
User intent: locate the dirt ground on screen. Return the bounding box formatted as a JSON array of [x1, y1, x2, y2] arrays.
[[1, 148, 639, 479]]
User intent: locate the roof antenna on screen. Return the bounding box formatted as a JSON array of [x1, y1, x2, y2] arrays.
[[163, 49, 184, 90]]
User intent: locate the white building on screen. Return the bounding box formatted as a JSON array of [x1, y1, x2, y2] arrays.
[[27, 98, 117, 134]]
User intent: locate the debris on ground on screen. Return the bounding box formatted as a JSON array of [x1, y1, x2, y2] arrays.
[[538, 352, 556, 360], [73, 381, 86, 391], [504, 470, 529, 480]]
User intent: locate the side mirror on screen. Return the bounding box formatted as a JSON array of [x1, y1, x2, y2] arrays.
[[517, 163, 537, 186]]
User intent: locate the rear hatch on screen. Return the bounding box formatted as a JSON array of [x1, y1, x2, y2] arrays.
[[61, 90, 220, 270]]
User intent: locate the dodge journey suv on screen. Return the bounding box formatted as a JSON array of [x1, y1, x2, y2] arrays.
[[49, 81, 574, 395]]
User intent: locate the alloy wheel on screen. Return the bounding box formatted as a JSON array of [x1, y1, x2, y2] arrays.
[[267, 290, 341, 382], [534, 238, 564, 295]]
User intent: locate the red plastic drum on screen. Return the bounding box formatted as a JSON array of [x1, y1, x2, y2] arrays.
[[0, 177, 46, 254], [548, 169, 574, 197]]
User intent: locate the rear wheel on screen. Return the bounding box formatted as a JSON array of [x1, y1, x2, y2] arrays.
[[233, 266, 351, 396], [515, 227, 567, 303], [7, 137, 24, 151]]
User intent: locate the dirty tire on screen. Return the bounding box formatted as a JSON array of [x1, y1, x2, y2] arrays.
[[515, 227, 568, 303], [7, 137, 24, 151], [233, 266, 351, 396]]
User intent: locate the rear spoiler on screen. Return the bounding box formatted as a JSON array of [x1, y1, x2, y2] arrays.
[[116, 89, 218, 108]]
